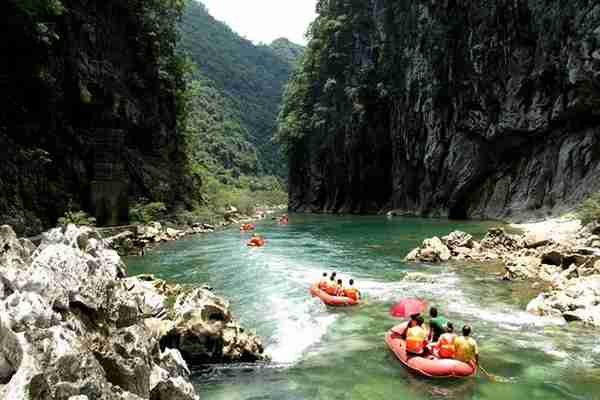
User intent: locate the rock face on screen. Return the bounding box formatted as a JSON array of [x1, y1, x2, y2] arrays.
[[0, 224, 267, 399], [406, 226, 600, 326], [161, 288, 267, 363], [0, 1, 194, 234], [527, 274, 600, 326], [285, 1, 600, 220]]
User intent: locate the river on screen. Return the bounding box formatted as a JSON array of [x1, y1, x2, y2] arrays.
[[126, 214, 600, 400]]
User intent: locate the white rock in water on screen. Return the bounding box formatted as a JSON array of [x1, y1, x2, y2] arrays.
[[421, 237, 451, 261]]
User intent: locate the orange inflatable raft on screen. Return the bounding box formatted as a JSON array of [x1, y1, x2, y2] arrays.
[[309, 284, 359, 306], [385, 323, 476, 378], [246, 237, 265, 247], [240, 223, 256, 231]]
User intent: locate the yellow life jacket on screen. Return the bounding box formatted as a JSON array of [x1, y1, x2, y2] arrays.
[[406, 326, 427, 354]]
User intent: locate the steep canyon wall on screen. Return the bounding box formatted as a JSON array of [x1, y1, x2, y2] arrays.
[[1, 0, 191, 234], [285, 0, 600, 221]]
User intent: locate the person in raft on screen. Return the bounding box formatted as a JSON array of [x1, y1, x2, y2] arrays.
[[318, 273, 329, 290], [428, 307, 449, 342], [454, 325, 479, 365], [342, 279, 360, 301], [325, 273, 338, 295], [405, 315, 429, 355], [429, 322, 457, 359], [334, 278, 344, 295]]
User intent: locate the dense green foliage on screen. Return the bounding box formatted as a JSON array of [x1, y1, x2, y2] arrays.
[[130, 202, 168, 224], [164, 1, 302, 222], [576, 192, 600, 225], [58, 209, 97, 227], [178, 1, 301, 178], [270, 38, 305, 66], [9, 0, 64, 19], [277, 0, 376, 153]]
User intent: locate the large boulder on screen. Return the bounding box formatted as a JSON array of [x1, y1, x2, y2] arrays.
[[405, 237, 452, 263], [0, 225, 205, 400], [441, 231, 474, 250], [504, 256, 541, 280], [3, 324, 143, 400], [160, 288, 267, 363], [91, 325, 155, 398], [480, 228, 523, 252], [150, 376, 198, 400], [0, 292, 60, 332], [526, 276, 600, 326], [523, 232, 551, 249], [541, 250, 564, 266], [122, 277, 168, 319]]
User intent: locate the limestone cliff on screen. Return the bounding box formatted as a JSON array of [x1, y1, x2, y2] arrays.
[[0, 0, 192, 235], [280, 0, 600, 221]]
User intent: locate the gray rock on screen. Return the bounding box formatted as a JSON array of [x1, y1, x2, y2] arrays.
[[286, 3, 600, 223], [421, 237, 451, 262], [504, 256, 541, 280], [161, 288, 267, 364], [92, 325, 154, 398], [541, 251, 564, 266], [123, 277, 168, 319], [0, 292, 60, 332], [526, 276, 600, 327], [441, 231, 474, 249], [150, 377, 199, 400], [524, 232, 551, 249], [158, 348, 190, 378]]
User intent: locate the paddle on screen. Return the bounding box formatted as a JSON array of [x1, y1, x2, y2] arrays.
[[478, 364, 511, 383]]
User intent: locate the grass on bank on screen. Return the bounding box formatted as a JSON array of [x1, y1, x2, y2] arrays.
[[576, 192, 600, 225], [130, 173, 287, 227]]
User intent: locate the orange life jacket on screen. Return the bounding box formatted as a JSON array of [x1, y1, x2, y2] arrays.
[[248, 237, 264, 246], [343, 287, 359, 301], [406, 326, 427, 354], [318, 280, 329, 290], [437, 333, 456, 358], [324, 282, 338, 295]]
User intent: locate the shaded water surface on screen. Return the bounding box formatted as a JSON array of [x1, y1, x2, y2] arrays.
[[126, 215, 600, 400]]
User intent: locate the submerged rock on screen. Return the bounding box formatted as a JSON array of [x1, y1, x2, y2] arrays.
[[404, 236, 451, 262]]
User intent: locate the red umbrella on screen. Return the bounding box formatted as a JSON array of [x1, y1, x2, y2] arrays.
[[389, 298, 426, 318]]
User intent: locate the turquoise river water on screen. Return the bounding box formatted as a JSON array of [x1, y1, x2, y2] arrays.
[[126, 214, 600, 400]]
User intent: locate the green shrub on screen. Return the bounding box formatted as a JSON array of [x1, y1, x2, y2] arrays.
[[576, 192, 600, 225], [130, 202, 167, 224], [58, 210, 96, 227]]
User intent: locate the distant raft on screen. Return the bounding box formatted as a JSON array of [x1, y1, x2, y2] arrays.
[[240, 223, 256, 231], [246, 237, 265, 247], [385, 322, 476, 378], [309, 283, 359, 306]]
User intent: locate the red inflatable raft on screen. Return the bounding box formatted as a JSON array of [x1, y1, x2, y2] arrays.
[[385, 323, 476, 378], [240, 223, 256, 231], [246, 237, 265, 247], [309, 284, 359, 306]]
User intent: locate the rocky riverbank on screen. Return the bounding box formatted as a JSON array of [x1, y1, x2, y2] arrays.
[[106, 205, 287, 256], [405, 219, 600, 326], [0, 224, 267, 399]]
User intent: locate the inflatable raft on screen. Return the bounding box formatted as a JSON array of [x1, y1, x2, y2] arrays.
[[385, 323, 476, 378], [240, 223, 256, 231], [247, 239, 265, 247], [309, 284, 359, 306]]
